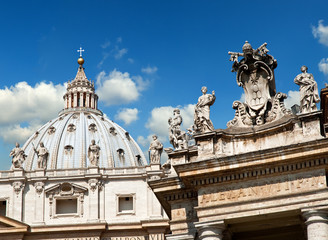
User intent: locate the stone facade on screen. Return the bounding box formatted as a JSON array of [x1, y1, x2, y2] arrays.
[[147, 42, 328, 239], [0, 55, 169, 239]]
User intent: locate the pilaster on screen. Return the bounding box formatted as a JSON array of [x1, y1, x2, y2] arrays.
[[80, 92, 84, 107]]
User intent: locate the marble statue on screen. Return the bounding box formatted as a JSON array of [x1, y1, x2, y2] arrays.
[[148, 135, 163, 164], [88, 139, 100, 167], [168, 109, 188, 150], [193, 86, 216, 132], [9, 142, 26, 169], [227, 41, 291, 127], [294, 66, 320, 113], [34, 142, 49, 169]]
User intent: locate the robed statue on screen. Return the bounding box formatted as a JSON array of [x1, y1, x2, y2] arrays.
[[34, 142, 49, 169], [10, 142, 26, 169], [294, 66, 320, 113], [168, 109, 188, 150], [88, 139, 100, 167], [193, 86, 216, 132], [148, 135, 163, 164]]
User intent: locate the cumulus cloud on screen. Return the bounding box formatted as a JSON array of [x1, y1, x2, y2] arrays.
[[96, 69, 148, 105], [0, 81, 65, 125], [0, 122, 42, 144], [319, 58, 328, 75], [132, 75, 150, 91], [141, 66, 158, 74], [145, 104, 195, 141], [137, 135, 152, 147], [0, 81, 66, 144], [312, 20, 328, 46], [115, 108, 139, 125], [284, 90, 300, 109]]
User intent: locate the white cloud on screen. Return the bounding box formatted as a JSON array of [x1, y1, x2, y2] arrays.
[[132, 75, 150, 91], [284, 90, 300, 109], [239, 93, 245, 102], [101, 41, 110, 49], [312, 20, 328, 46], [96, 69, 148, 105], [137, 135, 152, 147], [128, 58, 134, 64], [117, 37, 122, 43], [141, 66, 158, 74], [115, 108, 139, 125], [114, 47, 128, 59], [97, 52, 110, 68], [0, 81, 66, 144], [319, 58, 328, 75], [145, 104, 195, 141], [0, 81, 65, 125], [0, 122, 42, 144]]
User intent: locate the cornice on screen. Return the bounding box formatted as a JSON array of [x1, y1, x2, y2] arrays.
[[174, 138, 328, 179]]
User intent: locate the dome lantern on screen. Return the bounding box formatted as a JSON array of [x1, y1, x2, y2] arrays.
[[63, 47, 99, 112]]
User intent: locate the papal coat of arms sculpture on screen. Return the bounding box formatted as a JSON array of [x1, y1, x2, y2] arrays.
[[227, 41, 292, 127]]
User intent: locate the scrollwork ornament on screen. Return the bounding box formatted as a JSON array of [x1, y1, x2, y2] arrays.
[[12, 181, 25, 195], [88, 179, 98, 192], [34, 182, 45, 195]]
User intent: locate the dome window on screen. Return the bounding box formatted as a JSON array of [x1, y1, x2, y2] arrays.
[[88, 123, 97, 132], [48, 126, 56, 135], [135, 155, 143, 166], [117, 148, 125, 162], [67, 124, 76, 132], [34, 131, 39, 139], [64, 145, 74, 155], [109, 127, 117, 135], [72, 114, 79, 119], [125, 132, 130, 140]]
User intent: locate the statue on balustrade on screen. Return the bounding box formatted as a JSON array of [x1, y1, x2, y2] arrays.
[[168, 109, 188, 150], [34, 142, 49, 169], [10, 142, 26, 169], [149, 135, 163, 164], [294, 66, 320, 114], [193, 86, 216, 133], [88, 139, 100, 167]]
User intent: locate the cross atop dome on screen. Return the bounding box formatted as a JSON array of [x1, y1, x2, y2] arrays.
[[77, 47, 84, 57], [77, 47, 85, 65]]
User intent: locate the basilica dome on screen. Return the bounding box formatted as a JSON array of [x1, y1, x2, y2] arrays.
[[22, 57, 147, 170]]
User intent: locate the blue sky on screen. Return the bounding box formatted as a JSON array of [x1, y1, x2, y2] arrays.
[[0, 0, 328, 170]]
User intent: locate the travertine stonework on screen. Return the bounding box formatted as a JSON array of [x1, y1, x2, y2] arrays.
[[0, 55, 169, 240], [147, 42, 328, 240]]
